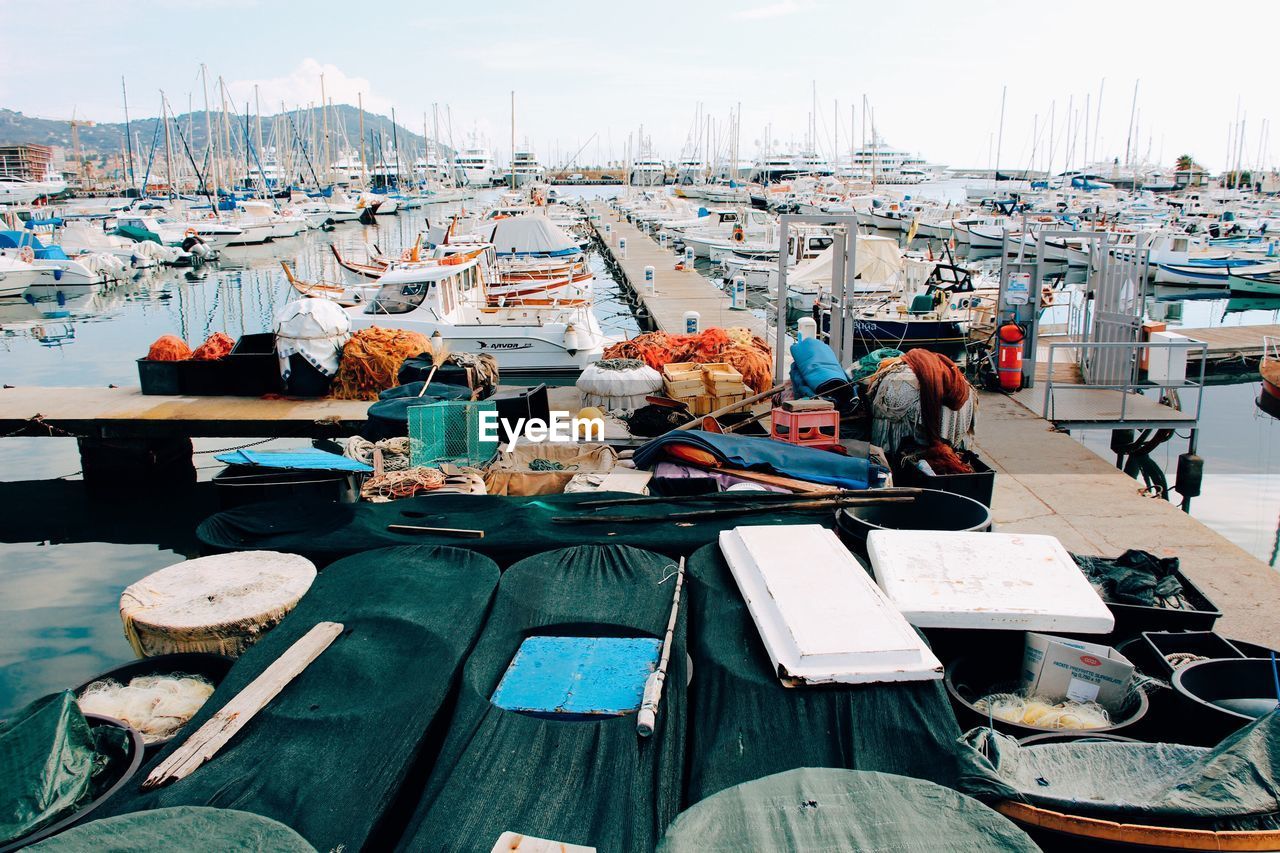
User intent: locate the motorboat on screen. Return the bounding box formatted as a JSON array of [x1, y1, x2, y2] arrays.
[[114, 212, 243, 251], [629, 158, 667, 187], [455, 147, 498, 187], [675, 209, 776, 258], [0, 253, 51, 295], [344, 252, 613, 376], [509, 151, 545, 187]]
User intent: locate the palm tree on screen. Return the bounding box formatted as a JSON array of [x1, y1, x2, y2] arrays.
[[1175, 154, 1196, 172]]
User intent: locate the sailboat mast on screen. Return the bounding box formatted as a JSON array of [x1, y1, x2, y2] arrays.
[[161, 93, 175, 193], [391, 106, 402, 190], [320, 73, 330, 185], [510, 90, 516, 190], [201, 65, 217, 200], [994, 85, 1007, 192], [121, 77, 136, 195], [1124, 79, 1139, 171]]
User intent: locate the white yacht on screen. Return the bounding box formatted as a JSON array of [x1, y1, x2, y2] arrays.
[[509, 151, 545, 187], [455, 147, 498, 187], [629, 158, 667, 186], [0, 176, 45, 206], [675, 159, 706, 185]]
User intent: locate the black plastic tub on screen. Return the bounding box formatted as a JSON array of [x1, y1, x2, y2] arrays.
[[213, 465, 357, 509], [0, 714, 144, 852], [136, 358, 182, 395], [896, 448, 996, 508], [177, 359, 230, 395], [945, 648, 1149, 738], [73, 652, 233, 754], [1172, 658, 1280, 746], [836, 488, 991, 557], [285, 353, 333, 397], [226, 333, 283, 396], [1122, 631, 1245, 680], [1103, 573, 1221, 640]]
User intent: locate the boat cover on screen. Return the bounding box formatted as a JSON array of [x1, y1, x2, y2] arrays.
[[659, 768, 1038, 852], [396, 545, 686, 852], [273, 298, 351, 379], [789, 337, 852, 403], [486, 215, 578, 257], [683, 544, 964, 804], [99, 545, 501, 852], [957, 712, 1280, 830], [632, 429, 885, 490], [197, 492, 841, 566], [26, 807, 315, 852]]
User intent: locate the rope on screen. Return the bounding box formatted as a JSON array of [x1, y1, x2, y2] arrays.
[[360, 467, 446, 501], [345, 436, 413, 471]]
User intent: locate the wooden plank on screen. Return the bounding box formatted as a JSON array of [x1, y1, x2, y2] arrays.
[[0, 386, 369, 439], [1176, 324, 1280, 359], [142, 621, 344, 789]]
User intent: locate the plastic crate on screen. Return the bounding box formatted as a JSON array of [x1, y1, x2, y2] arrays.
[[137, 359, 182, 395], [226, 333, 283, 396], [178, 359, 230, 395], [770, 406, 840, 446], [408, 400, 499, 467]]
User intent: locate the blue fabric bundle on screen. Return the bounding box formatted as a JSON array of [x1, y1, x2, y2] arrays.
[[789, 338, 853, 406], [633, 429, 886, 490]]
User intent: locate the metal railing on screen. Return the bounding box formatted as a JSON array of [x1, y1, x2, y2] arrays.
[[1043, 338, 1208, 425]]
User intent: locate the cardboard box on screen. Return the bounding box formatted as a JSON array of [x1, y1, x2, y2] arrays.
[[1021, 632, 1134, 712]]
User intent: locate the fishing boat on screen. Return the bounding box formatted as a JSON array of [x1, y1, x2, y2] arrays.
[[1228, 267, 1280, 296], [1155, 257, 1280, 287], [343, 253, 611, 376], [1260, 336, 1280, 401]]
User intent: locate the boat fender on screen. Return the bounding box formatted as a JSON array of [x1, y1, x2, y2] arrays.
[[1175, 452, 1203, 498], [563, 323, 580, 355]]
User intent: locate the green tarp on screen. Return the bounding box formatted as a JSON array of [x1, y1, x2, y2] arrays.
[[396, 544, 687, 853], [0, 691, 130, 847], [658, 768, 1040, 852], [197, 493, 839, 566], [957, 712, 1280, 831], [101, 545, 501, 852], [683, 543, 965, 804], [27, 807, 315, 852]]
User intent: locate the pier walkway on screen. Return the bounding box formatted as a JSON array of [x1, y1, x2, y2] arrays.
[[587, 201, 769, 338]]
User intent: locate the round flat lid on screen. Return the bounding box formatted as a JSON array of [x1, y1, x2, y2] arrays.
[[120, 551, 316, 630]]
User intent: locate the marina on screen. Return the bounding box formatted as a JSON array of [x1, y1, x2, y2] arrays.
[[4, 3, 1280, 850]]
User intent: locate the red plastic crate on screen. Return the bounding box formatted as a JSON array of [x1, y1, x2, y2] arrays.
[[769, 407, 840, 446]]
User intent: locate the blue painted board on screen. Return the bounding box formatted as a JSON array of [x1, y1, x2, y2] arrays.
[[491, 636, 661, 717], [214, 448, 372, 473]]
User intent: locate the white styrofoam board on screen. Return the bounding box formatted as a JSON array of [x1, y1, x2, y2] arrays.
[[866, 531, 1114, 633], [719, 525, 942, 685]]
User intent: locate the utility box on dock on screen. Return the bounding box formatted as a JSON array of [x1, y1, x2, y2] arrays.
[[1147, 330, 1193, 383]]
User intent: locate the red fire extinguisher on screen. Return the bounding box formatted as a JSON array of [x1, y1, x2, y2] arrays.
[[997, 323, 1026, 391]]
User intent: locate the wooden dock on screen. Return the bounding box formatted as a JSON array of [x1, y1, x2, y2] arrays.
[[1177, 324, 1279, 361], [587, 201, 769, 338], [0, 387, 370, 439]]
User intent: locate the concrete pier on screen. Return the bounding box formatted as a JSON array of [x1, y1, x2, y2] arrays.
[[587, 201, 769, 338]]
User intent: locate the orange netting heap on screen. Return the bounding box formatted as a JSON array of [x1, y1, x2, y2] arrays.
[[603, 327, 773, 393], [146, 335, 193, 361], [329, 327, 432, 401], [191, 332, 235, 361], [903, 348, 972, 454]]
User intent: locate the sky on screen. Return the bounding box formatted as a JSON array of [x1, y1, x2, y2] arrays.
[[1, 0, 1275, 172]]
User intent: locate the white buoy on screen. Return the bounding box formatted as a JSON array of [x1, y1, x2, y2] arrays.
[[644, 265, 655, 293], [798, 317, 818, 341], [619, 237, 627, 258], [730, 276, 746, 310], [684, 310, 700, 334]]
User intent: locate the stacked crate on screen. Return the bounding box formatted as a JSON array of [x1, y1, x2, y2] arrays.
[[662, 362, 748, 416]]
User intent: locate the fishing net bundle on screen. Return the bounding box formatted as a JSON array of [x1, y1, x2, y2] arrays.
[[603, 327, 773, 393], [190, 333, 235, 361], [867, 350, 975, 456], [973, 692, 1111, 731], [1073, 550, 1188, 609], [359, 467, 448, 502], [146, 335, 193, 361], [329, 327, 432, 401], [577, 359, 663, 413], [78, 675, 215, 744]]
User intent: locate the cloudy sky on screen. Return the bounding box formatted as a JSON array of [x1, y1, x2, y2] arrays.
[[1, 0, 1274, 171]]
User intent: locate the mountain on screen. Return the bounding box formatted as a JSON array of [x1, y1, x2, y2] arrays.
[[0, 105, 437, 160]]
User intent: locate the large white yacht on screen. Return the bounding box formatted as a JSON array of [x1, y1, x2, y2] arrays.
[[508, 151, 545, 187], [455, 147, 498, 187], [629, 158, 667, 186]]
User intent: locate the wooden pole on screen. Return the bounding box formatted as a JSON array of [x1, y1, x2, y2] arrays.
[[637, 557, 684, 737]]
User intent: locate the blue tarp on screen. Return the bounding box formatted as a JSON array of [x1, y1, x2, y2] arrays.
[[0, 231, 68, 261], [213, 448, 371, 473], [632, 429, 886, 489], [789, 337, 852, 403]]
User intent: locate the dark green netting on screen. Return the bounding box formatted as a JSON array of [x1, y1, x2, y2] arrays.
[[27, 806, 315, 852], [957, 711, 1280, 831], [101, 545, 501, 853], [1073, 549, 1185, 607], [683, 543, 964, 805], [396, 544, 687, 853], [0, 691, 131, 846], [198, 493, 839, 566], [658, 768, 1040, 852]]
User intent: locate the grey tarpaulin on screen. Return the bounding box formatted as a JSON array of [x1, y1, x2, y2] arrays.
[[197, 492, 840, 566], [683, 543, 965, 804], [396, 544, 687, 853], [100, 546, 501, 852], [957, 710, 1280, 830], [27, 807, 315, 852], [658, 768, 1040, 852]]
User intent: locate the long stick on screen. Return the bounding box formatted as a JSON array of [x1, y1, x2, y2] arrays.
[[637, 557, 684, 737], [142, 621, 343, 790], [676, 382, 788, 430], [576, 487, 922, 509], [387, 524, 484, 538], [553, 495, 913, 524]]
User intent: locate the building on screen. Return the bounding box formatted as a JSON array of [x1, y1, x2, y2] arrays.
[[0, 144, 54, 181]]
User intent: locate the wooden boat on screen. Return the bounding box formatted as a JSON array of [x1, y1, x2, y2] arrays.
[[1261, 337, 1280, 400], [996, 800, 1280, 852], [1230, 267, 1280, 297]]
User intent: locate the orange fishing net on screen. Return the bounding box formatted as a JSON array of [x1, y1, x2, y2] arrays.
[[146, 335, 192, 361], [903, 349, 970, 446], [920, 441, 975, 475], [603, 327, 773, 393], [329, 327, 432, 401], [191, 332, 235, 361]]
